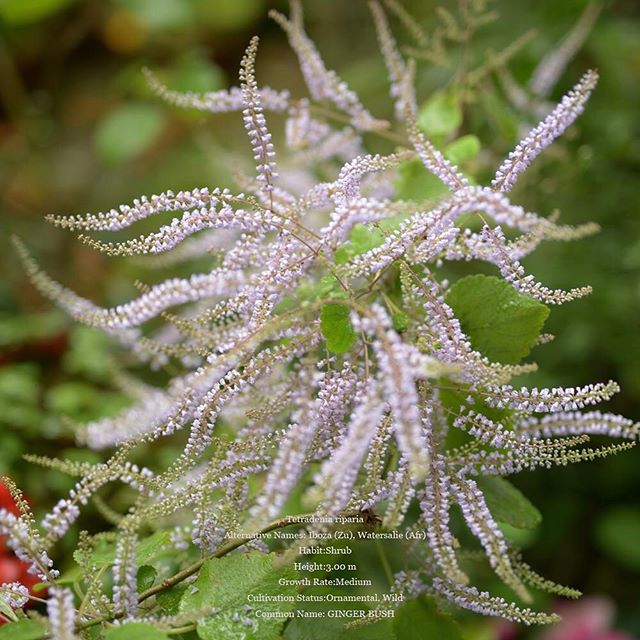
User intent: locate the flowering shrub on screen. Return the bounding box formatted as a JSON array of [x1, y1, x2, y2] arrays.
[[2, 1, 637, 638]]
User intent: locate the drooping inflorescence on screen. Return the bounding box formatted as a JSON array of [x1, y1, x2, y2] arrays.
[[6, 0, 635, 634]]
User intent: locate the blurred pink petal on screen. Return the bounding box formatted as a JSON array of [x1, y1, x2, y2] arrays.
[[494, 618, 520, 640], [540, 596, 636, 640]]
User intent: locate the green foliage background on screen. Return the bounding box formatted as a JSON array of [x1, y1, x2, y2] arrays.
[[0, 0, 638, 637]]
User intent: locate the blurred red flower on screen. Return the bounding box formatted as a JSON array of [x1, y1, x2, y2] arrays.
[[0, 483, 39, 623], [0, 484, 20, 555]]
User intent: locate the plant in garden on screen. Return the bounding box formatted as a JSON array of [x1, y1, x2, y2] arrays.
[[2, 1, 638, 638]]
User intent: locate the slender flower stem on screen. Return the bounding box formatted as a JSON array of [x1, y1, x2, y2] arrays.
[[375, 539, 395, 587], [307, 103, 410, 147]]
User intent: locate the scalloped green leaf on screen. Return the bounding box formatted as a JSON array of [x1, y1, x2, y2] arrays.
[[156, 583, 188, 616], [137, 565, 157, 591], [446, 274, 550, 364], [180, 552, 297, 640], [477, 476, 542, 530], [321, 303, 357, 354]]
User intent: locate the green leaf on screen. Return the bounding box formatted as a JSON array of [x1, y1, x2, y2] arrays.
[[301, 275, 345, 301], [446, 274, 550, 364], [417, 91, 462, 137], [394, 159, 449, 202], [156, 583, 188, 616], [351, 224, 384, 253], [95, 103, 165, 166], [320, 303, 357, 353], [104, 622, 170, 640], [378, 215, 408, 234], [392, 312, 409, 332], [131, 530, 172, 563], [595, 506, 640, 570], [335, 225, 383, 264], [393, 597, 463, 640], [137, 565, 157, 591], [274, 275, 346, 314], [31, 582, 48, 593], [333, 245, 353, 265], [0, 597, 18, 622], [73, 530, 170, 568], [476, 477, 542, 530], [180, 552, 297, 640], [498, 522, 538, 548], [444, 135, 481, 165], [0, 0, 76, 24], [334, 218, 406, 265], [52, 563, 83, 587], [0, 619, 46, 640]]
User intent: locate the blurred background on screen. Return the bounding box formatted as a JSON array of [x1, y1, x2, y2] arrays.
[[0, 0, 638, 637]]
